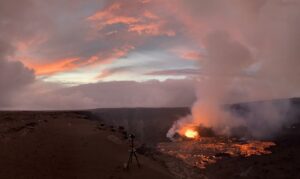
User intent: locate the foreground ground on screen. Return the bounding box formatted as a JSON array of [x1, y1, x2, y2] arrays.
[[0, 111, 172, 179], [0, 109, 299, 179]]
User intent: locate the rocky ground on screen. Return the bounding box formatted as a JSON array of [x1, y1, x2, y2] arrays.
[[0, 107, 299, 179], [0, 111, 173, 179]]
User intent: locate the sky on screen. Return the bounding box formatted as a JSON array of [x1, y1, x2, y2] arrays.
[[12, 0, 201, 84], [0, 0, 299, 110]]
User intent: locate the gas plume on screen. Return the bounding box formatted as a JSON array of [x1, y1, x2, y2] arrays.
[[168, 0, 300, 139]]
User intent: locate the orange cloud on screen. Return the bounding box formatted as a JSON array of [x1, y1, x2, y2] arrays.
[[181, 51, 203, 60], [87, 3, 121, 21], [87, 2, 175, 37], [21, 45, 134, 76], [87, 2, 138, 29], [143, 10, 159, 20], [171, 48, 204, 61], [25, 58, 81, 75], [113, 45, 135, 57], [129, 22, 175, 36], [105, 16, 139, 25], [84, 45, 134, 68]]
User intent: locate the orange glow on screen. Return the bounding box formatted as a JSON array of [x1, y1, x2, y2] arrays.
[[87, 3, 121, 21], [143, 10, 159, 20], [181, 51, 202, 60], [87, 3, 139, 28], [158, 138, 275, 169], [29, 58, 80, 75], [184, 129, 199, 139], [87, 2, 175, 37], [171, 48, 203, 61], [19, 44, 134, 76]]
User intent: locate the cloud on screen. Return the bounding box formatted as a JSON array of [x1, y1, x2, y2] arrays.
[[13, 79, 196, 110], [145, 68, 200, 76], [87, 1, 175, 36], [12, 1, 136, 74], [143, 10, 159, 20], [0, 59, 35, 107], [128, 23, 175, 36], [10, 0, 179, 81], [0, 0, 37, 107], [96, 66, 135, 79], [21, 45, 134, 76], [87, 2, 139, 26], [170, 48, 204, 60], [180, 51, 203, 61], [1, 0, 299, 116], [26, 57, 80, 75]]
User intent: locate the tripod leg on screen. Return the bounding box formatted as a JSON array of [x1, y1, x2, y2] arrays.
[[133, 152, 141, 168], [126, 152, 133, 170]]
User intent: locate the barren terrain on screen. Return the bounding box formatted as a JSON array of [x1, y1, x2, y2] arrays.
[[0, 111, 172, 179]]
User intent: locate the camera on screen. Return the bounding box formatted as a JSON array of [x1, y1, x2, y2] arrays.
[[128, 134, 135, 139]]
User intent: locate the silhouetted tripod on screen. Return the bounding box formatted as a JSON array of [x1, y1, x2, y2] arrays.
[[126, 134, 141, 169]]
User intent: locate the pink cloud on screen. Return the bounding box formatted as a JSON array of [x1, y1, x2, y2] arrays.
[[128, 22, 175, 36], [143, 10, 159, 20], [171, 48, 204, 61], [180, 51, 203, 60], [24, 57, 81, 75], [21, 45, 134, 75], [87, 1, 175, 37]]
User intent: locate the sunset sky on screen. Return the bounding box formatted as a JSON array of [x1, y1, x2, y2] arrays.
[[13, 0, 202, 85], [1, 0, 299, 109]]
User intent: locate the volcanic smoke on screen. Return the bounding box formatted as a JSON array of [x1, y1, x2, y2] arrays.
[[167, 0, 300, 139]]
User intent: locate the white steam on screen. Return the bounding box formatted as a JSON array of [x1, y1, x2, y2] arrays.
[[168, 0, 300, 139]]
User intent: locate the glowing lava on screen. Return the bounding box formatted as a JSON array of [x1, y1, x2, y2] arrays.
[[185, 129, 199, 139]]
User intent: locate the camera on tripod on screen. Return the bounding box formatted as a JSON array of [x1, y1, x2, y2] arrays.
[[124, 133, 140, 170]]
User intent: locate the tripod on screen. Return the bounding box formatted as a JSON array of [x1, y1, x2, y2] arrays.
[[126, 134, 141, 169]]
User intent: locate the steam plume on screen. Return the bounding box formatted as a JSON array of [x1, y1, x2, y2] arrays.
[[168, 0, 300, 139]]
